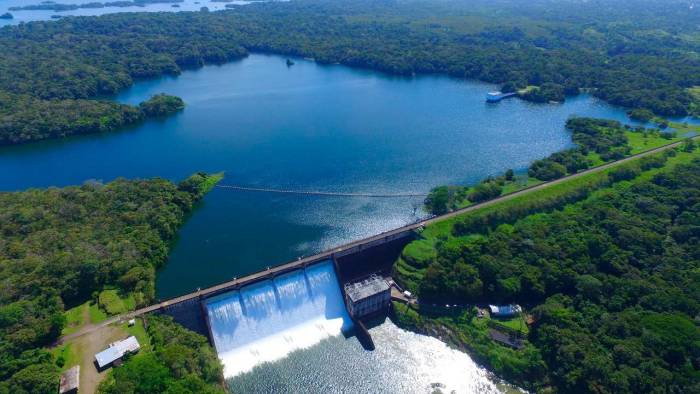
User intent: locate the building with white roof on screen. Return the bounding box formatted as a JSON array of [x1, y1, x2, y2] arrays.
[[95, 336, 140, 369]]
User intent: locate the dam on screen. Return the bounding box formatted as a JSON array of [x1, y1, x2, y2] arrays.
[[205, 260, 352, 377], [136, 232, 416, 379]]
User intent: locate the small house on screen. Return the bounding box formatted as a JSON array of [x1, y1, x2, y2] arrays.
[[59, 365, 79, 394], [489, 304, 522, 318], [94, 336, 140, 370]]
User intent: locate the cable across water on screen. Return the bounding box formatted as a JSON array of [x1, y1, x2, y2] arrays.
[[215, 184, 427, 198]]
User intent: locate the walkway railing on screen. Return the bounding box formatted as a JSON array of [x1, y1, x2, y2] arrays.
[[216, 184, 427, 198]]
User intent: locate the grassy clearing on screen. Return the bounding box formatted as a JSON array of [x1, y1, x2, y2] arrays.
[[123, 318, 151, 354], [49, 317, 152, 392], [63, 299, 113, 335], [51, 342, 79, 372], [625, 129, 681, 154], [493, 316, 529, 335], [89, 301, 109, 324], [62, 302, 89, 336], [98, 289, 136, 316]]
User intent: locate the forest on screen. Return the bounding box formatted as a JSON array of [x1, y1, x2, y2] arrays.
[[396, 147, 700, 393], [98, 316, 224, 394], [0, 92, 183, 145], [0, 172, 222, 393], [9, 0, 184, 12], [1, 0, 699, 144]]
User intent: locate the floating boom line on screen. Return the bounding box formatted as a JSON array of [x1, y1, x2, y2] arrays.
[[215, 184, 427, 198]]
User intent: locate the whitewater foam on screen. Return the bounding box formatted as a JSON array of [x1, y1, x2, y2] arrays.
[[205, 260, 352, 377]]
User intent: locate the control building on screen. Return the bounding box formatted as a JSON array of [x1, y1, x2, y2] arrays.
[[344, 275, 391, 319]]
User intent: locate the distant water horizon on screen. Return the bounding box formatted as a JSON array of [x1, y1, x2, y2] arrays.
[[0, 0, 254, 27]]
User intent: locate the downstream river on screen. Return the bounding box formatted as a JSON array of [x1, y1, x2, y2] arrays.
[[0, 53, 636, 392]]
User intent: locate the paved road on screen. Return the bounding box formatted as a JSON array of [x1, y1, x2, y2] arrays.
[[59, 136, 697, 342]]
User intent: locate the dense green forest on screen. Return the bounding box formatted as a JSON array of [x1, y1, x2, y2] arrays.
[[395, 147, 700, 393], [0, 173, 221, 393], [9, 0, 184, 12], [98, 316, 224, 394], [0, 91, 183, 145], [1, 0, 699, 144]]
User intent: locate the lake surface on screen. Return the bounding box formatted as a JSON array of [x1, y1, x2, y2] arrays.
[[0, 53, 636, 299], [0, 51, 641, 392], [0, 0, 252, 26]]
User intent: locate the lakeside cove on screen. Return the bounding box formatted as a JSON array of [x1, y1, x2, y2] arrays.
[[0, 53, 660, 301]]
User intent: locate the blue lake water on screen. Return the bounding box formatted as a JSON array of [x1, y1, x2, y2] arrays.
[[0, 53, 636, 299], [0, 0, 248, 26]]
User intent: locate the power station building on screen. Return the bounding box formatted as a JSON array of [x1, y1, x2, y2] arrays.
[[344, 275, 391, 318]]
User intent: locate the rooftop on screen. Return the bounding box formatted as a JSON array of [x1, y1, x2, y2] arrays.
[[344, 275, 390, 302], [489, 304, 522, 316], [95, 336, 140, 369], [59, 365, 79, 394]]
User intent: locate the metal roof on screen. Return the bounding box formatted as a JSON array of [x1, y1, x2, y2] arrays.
[[344, 275, 390, 302], [59, 365, 79, 393], [95, 336, 140, 368], [489, 304, 522, 316]]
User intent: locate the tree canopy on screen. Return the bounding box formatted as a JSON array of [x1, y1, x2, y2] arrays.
[[98, 316, 224, 394], [0, 173, 220, 393], [398, 151, 700, 393], [1, 0, 700, 144]]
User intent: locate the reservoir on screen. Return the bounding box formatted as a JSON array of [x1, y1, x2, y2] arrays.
[[0, 0, 246, 26], [0, 53, 638, 392], [0, 53, 636, 299]]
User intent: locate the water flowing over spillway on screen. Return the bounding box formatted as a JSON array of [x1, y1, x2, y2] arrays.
[[205, 260, 352, 377]]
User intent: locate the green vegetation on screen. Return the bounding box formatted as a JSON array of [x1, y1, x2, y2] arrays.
[[395, 147, 700, 393], [98, 316, 224, 394], [425, 117, 689, 214], [688, 86, 700, 116], [0, 91, 186, 145], [9, 0, 184, 12], [138, 94, 185, 117], [89, 301, 109, 324], [50, 343, 78, 371], [627, 108, 655, 122], [1, 0, 700, 144], [98, 290, 136, 316], [520, 83, 565, 103], [0, 173, 221, 394]]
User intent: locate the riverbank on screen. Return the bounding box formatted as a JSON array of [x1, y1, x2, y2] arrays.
[[424, 119, 697, 215], [2, 2, 699, 148], [0, 172, 223, 393], [392, 141, 700, 392]]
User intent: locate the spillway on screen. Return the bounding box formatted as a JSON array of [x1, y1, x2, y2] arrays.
[[205, 260, 353, 377]]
